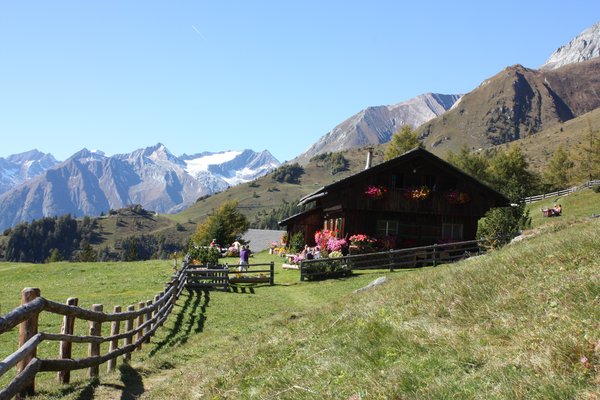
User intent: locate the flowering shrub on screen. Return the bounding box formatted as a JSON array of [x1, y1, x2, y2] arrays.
[[444, 190, 470, 205], [328, 250, 343, 258], [349, 234, 376, 246], [314, 229, 338, 250], [404, 186, 431, 201], [327, 237, 348, 252], [364, 185, 388, 200]]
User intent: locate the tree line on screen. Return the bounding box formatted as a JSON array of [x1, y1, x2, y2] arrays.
[[1, 210, 184, 263]]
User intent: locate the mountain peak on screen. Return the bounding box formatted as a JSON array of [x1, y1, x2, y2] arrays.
[[6, 149, 56, 164], [294, 92, 461, 164], [541, 21, 600, 70]]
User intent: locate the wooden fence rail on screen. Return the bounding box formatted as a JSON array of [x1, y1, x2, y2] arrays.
[[0, 263, 189, 400], [523, 180, 600, 203], [185, 262, 275, 290], [300, 240, 484, 281]]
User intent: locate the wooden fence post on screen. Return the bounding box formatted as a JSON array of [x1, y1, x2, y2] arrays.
[[269, 262, 275, 286], [57, 297, 78, 384], [145, 300, 152, 343], [107, 305, 121, 373], [88, 304, 103, 379], [151, 294, 160, 335], [432, 244, 438, 267], [16, 287, 41, 398], [136, 301, 145, 349], [124, 305, 135, 362]]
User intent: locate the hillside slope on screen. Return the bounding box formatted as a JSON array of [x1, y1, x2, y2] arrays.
[[418, 59, 600, 156], [495, 107, 600, 172]]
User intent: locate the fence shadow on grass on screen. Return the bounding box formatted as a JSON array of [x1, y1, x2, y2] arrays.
[[116, 363, 145, 400], [149, 288, 209, 356], [228, 285, 256, 294]]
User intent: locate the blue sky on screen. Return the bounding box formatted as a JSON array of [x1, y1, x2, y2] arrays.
[[1, 1, 599, 163]]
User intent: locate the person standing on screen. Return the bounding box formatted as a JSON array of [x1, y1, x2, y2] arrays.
[[239, 245, 250, 271]]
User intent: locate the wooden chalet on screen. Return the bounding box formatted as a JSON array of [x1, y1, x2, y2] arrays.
[[279, 147, 510, 249]]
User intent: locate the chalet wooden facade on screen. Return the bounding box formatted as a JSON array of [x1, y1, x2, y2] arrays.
[[279, 148, 510, 249]]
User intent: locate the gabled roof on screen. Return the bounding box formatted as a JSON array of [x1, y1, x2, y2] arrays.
[[278, 207, 321, 226], [299, 147, 510, 206]]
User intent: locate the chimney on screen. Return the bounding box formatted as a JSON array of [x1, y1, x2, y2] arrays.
[[365, 147, 374, 170]]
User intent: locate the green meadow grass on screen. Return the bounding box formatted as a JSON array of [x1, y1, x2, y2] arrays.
[[527, 188, 600, 228], [1, 189, 599, 399]]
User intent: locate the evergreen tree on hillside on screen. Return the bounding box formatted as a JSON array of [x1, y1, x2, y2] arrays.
[[486, 145, 538, 195], [251, 200, 306, 230], [310, 152, 349, 175], [271, 163, 305, 183], [384, 125, 422, 161], [574, 118, 600, 181], [446, 145, 490, 183], [542, 146, 574, 191]]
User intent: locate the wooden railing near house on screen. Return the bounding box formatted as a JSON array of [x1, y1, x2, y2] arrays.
[[0, 263, 189, 400], [523, 180, 600, 203], [299, 240, 483, 281], [185, 263, 275, 290]]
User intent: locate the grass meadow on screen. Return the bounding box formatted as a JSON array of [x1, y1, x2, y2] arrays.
[[0, 189, 598, 399]]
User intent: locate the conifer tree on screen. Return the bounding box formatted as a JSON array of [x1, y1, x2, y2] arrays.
[[384, 125, 422, 161], [542, 146, 574, 191]]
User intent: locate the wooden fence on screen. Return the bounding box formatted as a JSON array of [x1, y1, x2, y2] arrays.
[[0, 263, 189, 400], [299, 240, 483, 281], [524, 180, 600, 203], [185, 262, 275, 290]]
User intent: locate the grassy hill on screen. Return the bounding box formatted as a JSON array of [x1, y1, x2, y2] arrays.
[[494, 107, 600, 173], [0, 189, 598, 399]]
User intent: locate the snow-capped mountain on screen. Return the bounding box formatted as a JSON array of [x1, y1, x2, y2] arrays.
[[182, 149, 280, 186], [294, 93, 461, 164], [0, 150, 58, 195], [0, 144, 279, 230], [541, 21, 600, 70]]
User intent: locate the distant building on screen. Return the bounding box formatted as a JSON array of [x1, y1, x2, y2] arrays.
[[279, 148, 509, 248]]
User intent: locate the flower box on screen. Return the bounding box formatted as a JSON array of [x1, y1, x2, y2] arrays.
[[229, 276, 270, 284]]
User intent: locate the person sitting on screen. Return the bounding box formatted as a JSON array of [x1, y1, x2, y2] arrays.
[[305, 247, 314, 260], [552, 204, 562, 216]]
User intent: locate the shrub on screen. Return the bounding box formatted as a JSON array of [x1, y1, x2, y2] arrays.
[[593, 185, 600, 193], [271, 163, 304, 183], [289, 231, 305, 253], [188, 246, 221, 265]]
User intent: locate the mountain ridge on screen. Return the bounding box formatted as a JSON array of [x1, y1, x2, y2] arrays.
[[293, 92, 461, 164], [0, 145, 280, 230]]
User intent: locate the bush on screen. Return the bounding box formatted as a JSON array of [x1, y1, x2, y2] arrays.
[[593, 185, 600, 193], [310, 152, 349, 175], [271, 163, 304, 183], [188, 246, 221, 265], [289, 231, 305, 253]]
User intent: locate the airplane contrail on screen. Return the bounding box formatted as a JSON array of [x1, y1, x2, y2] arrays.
[[191, 25, 207, 41]]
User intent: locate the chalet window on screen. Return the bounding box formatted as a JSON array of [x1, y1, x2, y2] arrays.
[[324, 217, 343, 235], [377, 220, 399, 237], [442, 223, 463, 241]]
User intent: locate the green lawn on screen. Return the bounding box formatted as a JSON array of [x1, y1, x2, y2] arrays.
[[527, 187, 600, 228], [1, 189, 599, 399]]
